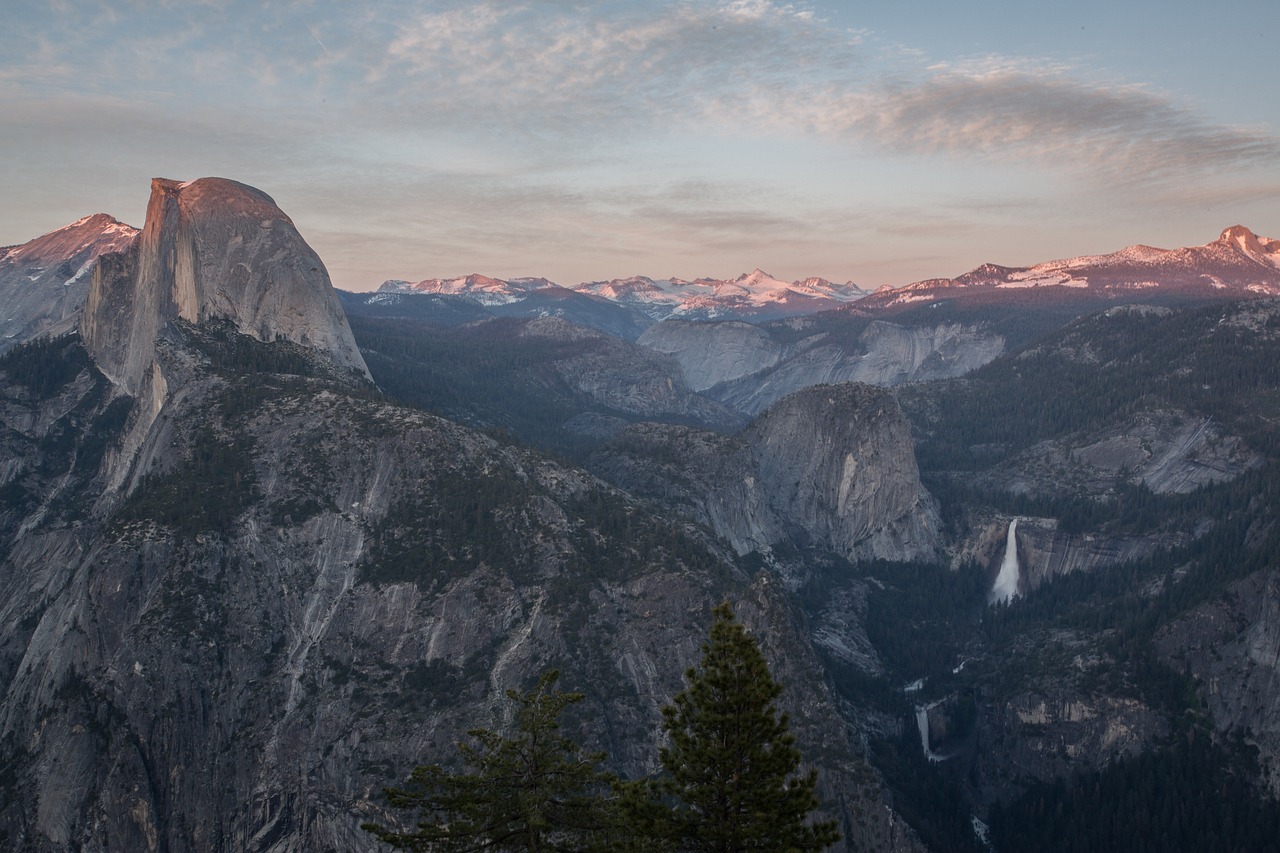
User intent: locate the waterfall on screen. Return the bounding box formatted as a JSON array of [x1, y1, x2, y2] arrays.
[[989, 517, 1020, 605], [916, 705, 942, 762]]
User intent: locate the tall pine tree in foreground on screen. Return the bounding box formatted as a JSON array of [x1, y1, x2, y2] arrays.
[[626, 602, 840, 852], [363, 670, 619, 852]]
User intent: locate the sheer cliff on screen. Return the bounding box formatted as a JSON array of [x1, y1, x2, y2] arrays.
[[594, 383, 942, 564], [81, 177, 369, 396], [639, 316, 1006, 417], [0, 180, 921, 853]]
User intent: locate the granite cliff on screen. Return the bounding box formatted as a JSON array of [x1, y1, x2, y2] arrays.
[[639, 316, 1005, 416], [81, 177, 369, 396], [0, 180, 922, 852], [594, 383, 943, 565]]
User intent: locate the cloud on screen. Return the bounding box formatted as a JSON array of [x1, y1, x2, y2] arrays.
[[800, 63, 1280, 184], [364, 2, 1277, 185], [369, 1, 847, 129], [3, 0, 1277, 287], [7, 1, 1274, 187]]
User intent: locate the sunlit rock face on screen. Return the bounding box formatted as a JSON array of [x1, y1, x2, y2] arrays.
[[82, 177, 369, 394], [0, 213, 138, 352]]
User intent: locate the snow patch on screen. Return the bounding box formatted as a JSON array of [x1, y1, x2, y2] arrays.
[[63, 259, 95, 287]]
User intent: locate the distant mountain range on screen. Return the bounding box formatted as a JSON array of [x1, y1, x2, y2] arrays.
[[858, 225, 1280, 312], [378, 268, 872, 322], [5, 215, 1277, 346], [374, 225, 1280, 323]]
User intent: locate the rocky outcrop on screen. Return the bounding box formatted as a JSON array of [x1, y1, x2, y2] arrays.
[[637, 319, 783, 391], [0, 214, 138, 351], [595, 383, 943, 564], [81, 177, 369, 395], [978, 689, 1167, 801], [746, 384, 943, 562], [704, 320, 1005, 416], [1156, 570, 1280, 795], [966, 409, 1263, 498], [518, 317, 743, 429]]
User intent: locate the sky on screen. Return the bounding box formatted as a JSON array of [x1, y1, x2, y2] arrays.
[[2, 0, 1278, 291]]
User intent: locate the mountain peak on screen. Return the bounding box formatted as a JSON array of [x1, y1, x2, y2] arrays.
[[1219, 224, 1257, 244], [0, 212, 140, 351], [736, 268, 778, 284], [81, 176, 370, 394], [1216, 224, 1280, 270]]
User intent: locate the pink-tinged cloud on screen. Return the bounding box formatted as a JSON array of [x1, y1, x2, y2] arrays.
[[827, 64, 1279, 183]]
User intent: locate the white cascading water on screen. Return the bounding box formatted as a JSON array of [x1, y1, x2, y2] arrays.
[[916, 704, 943, 762], [989, 518, 1020, 605]]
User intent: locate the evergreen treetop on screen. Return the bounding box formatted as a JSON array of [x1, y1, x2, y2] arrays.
[[363, 670, 619, 852], [642, 602, 840, 853]]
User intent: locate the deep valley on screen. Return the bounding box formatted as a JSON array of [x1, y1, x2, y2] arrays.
[[2, 178, 1280, 851]]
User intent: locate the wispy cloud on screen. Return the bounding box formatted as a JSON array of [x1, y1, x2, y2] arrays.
[[2, 1, 1276, 286], [371, 1, 844, 130], [808, 62, 1280, 183], [7, 1, 1274, 186], [363, 2, 1277, 184]]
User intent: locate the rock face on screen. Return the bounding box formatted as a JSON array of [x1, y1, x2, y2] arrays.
[[517, 317, 743, 429], [642, 318, 1005, 417], [747, 384, 943, 562], [0, 180, 930, 852], [595, 383, 943, 564], [81, 177, 369, 395], [978, 689, 1168, 801], [1005, 517, 1187, 592], [0, 214, 138, 351], [965, 409, 1263, 499], [1156, 570, 1280, 795], [637, 319, 782, 391]]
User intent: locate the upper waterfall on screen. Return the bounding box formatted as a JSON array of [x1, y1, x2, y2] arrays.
[[990, 518, 1020, 604]]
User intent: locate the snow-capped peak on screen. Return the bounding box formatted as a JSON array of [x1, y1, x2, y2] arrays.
[[736, 268, 781, 285], [379, 273, 554, 305], [3, 213, 138, 268], [791, 276, 869, 300], [1218, 225, 1280, 270]]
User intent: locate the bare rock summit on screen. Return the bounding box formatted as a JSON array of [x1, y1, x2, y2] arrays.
[[0, 213, 138, 350], [81, 177, 370, 394]]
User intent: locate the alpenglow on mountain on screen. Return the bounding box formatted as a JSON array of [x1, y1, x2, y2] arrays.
[[378, 268, 871, 321], [373, 225, 1280, 322], [862, 224, 1280, 310], [82, 177, 370, 395]]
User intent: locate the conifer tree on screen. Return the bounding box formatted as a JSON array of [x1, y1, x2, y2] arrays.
[[628, 602, 840, 852], [363, 670, 619, 852]]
